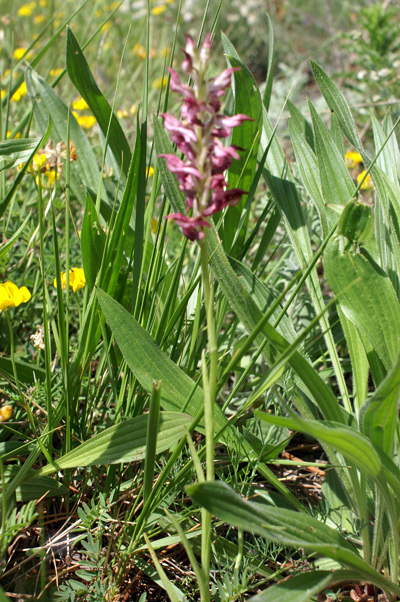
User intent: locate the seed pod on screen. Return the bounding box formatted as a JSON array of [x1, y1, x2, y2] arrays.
[[337, 198, 374, 252]]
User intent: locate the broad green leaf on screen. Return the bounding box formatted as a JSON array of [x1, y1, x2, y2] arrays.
[[338, 306, 368, 408], [229, 257, 296, 343], [102, 134, 141, 296], [261, 105, 350, 408], [66, 27, 131, 178], [97, 289, 303, 509], [37, 412, 191, 476], [287, 99, 314, 151], [0, 357, 46, 383], [324, 238, 400, 371], [310, 60, 360, 149], [3, 467, 67, 502], [263, 13, 275, 111], [309, 100, 355, 207], [188, 481, 400, 597], [25, 67, 103, 206], [249, 570, 356, 602], [97, 289, 221, 429], [206, 224, 344, 423], [256, 413, 382, 477], [0, 116, 51, 219], [371, 113, 400, 195], [222, 47, 262, 251], [359, 353, 400, 455], [0, 137, 40, 169], [81, 194, 107, 290], [289, 119, 328, 235]]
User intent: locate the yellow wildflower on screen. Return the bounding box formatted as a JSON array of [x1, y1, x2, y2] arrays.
[[39, 0, 47, 5], [101, 22, 111, 32], [0, 281, 31, 311], [357, 170, 374, 191], [50, 68, 63, 77], [11, 82, 27, 102], [117, 109, 129, 119], [345, 151, 363, 169], [109, 1, 120, 9], [1, 90, 5, 99], [43, 170, 60, 187], [146, 166, 154, 177], [151, 5, 166, 15], [152, 76, 167, 89], [72, 97, 89, 111], [130, 104, 137, 115], [29, 152, 48, 174], [34, 14, 46, 24], [7, 131, 21, 139], [54, 268, 86, 293], [73, 112, 96, 130], [133, 43, 146, 59], [151, 217, 158, 234], [18, 3, 35, 16], [0, 405, 13, 422], [13, 48, 27, 60]]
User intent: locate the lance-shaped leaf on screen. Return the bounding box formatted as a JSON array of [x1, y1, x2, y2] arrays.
[[37, 412, 191, 476]]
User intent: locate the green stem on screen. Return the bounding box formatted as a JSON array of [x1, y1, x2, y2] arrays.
[[37, 179, 53, 451], [5, 311, 23, 402], [199, 235, 217, 594]]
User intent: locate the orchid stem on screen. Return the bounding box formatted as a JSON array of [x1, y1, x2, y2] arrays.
[[199, 235, 216, 595]]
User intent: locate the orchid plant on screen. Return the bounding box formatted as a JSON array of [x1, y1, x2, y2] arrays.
[[159, 34, 251, 599]]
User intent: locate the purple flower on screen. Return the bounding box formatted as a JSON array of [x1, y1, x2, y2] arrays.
[[165, 213, 210, 240], [159, 34, 252, 240]]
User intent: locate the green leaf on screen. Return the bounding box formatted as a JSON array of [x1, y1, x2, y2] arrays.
[[81, 194, 107, 290], [288, 119, 327, 235], [359, 352, 400, 454], [222, 47, 262, 250], [206, 224, 344, 423], [256, 413, 382, 478], [309, 100, 355, 208], [0, 116, 51, 219], [324, 239, 400, 371], [249, 570, 355, 602], [310, 60, 360, 149], [287, 100, 314, 151], [25, 67, 103, 206], [263, 13, 275, 112], [97, 289, 217, 428], [188, 481, 400, 597], [37, 412, 191, 476], [0, 137, 40, 169], [3, 468, 67, 502], [66, 27, 131, 177], [0, 356, 46, 383]]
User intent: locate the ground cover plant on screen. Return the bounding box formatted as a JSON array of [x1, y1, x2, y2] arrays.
[[1, 1, 400, 601]]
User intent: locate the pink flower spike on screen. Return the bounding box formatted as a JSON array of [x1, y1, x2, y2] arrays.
[[161, 114, 198, 142], [210, 67, 241, 92], [200, 33, 212, 63], [219, 114, 253, 128], [167, 68, 195, 99], [158, 154, 204, 179], [184, 34, 196, 56], [165, 213, 210, 240]]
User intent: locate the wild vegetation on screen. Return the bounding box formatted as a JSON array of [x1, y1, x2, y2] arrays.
[[1, 1, 400, 601]]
